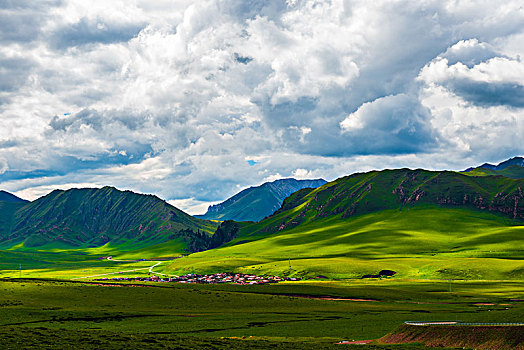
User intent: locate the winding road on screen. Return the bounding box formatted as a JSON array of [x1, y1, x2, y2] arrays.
[[71, 260, 162, 280]]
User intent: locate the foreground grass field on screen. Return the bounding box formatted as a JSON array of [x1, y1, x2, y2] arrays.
[[0, 278, 522, 349]]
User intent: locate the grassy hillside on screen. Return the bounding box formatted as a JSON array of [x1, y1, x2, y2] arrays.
[[157, 169, 524, 279], [0, 202, 27, 238], [245, 169, 524, 236], [161, 207, 524, 279], [0, 187, 218, 250], [2, 168, 523, 279], [197, 178, 326, 222]]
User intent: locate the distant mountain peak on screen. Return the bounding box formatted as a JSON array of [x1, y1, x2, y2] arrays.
[[197, 178, 327, 222], [495, 156, 524, 169], [466, 156, 524, 172]]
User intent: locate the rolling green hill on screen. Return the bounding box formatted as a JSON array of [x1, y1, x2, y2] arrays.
[[0, 187, 218, 250], [163, 206, 524, 279], [197, 178, 326, 222], [239, 169, 524, 236], [161, 169, 524, 279], [2, 168, 523, 279]]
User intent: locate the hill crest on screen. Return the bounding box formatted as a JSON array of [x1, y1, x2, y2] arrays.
[[0, 190, 28, 203]]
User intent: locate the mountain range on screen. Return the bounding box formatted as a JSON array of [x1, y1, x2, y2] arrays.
[[0, 186, 217, 249], [463, 156, 524, 179], [0, 157, 522, 254], [197, 178, 327, 222]]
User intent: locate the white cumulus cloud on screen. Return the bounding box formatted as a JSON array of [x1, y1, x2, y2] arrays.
[[0, 0, 523, 209]]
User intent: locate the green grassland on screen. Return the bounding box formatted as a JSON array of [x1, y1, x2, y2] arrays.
[[159, 207, 524, 280], [3, 207, 521, 281], [0, 277, 522, 348], [0, 249, 162, 279], [381, 324, 524, 350]]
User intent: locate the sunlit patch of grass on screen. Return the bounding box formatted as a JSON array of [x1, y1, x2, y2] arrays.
[[160, 208, 524, 280]]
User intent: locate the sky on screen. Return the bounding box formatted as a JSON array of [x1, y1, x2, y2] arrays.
[[0, 0, 523, 214]]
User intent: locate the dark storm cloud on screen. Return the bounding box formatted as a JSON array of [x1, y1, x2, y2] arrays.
[[258, 97, 320, 128], [0, 139, 18, 148], [0, 145, 153, 182], [227, 0, 288, 21], [45, 108, 157, 177], [334, 94, 438, 156], [444, 79, 524, 108], [419, 39, 524, 108], [48, 18, 145, 50], [50, 110, 102, 131], [234, 53, 253, 64], [440, 40, 501, 68]]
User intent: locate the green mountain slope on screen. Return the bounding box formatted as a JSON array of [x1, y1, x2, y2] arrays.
[[197, 178, 327, 222], [160, 169, 524, 279], [0, 187, 218, 249], [163, 207, 524, 279], [237, 169, 523, 237], [0, 202, 27, 239], [0, 191, 28, 238]]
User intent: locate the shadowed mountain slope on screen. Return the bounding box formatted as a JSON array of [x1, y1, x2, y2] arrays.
[[197, 178, 327, 222], [0, 187, 217, 249], [0, 190, 27, 203], [477, 156, 524, 170]]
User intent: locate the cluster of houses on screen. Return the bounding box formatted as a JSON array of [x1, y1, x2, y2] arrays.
[[94, 272, 300, 285]]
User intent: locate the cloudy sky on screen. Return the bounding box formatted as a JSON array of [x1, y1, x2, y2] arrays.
[[0, 0, 523, 214]]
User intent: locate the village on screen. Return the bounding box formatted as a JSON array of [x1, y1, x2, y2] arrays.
[[94, 272, 301, 285]]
